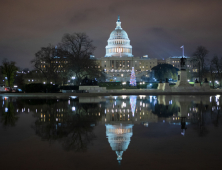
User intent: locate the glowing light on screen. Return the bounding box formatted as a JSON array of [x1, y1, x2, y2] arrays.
[[122, 95, 127, 99], [144, 122, 148, 127], [72, 107, 75, 111]]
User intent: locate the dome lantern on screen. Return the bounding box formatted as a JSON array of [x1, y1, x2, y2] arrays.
[[116, 15, 122, 30]]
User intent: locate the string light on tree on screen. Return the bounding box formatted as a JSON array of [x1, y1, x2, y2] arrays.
[[130, 67, 136, 86]]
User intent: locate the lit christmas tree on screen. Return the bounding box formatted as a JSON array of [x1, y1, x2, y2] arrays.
[[130, 67, 136, 86]]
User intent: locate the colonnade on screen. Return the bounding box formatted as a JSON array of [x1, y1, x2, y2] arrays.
[[106, 48, 132, 54]]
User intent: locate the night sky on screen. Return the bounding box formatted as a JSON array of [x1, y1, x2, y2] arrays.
[[1, 0, 222, 69]]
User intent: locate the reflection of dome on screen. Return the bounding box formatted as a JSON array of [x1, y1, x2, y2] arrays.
[[106, 124, 133, 162], [105, 16, 133, 57]]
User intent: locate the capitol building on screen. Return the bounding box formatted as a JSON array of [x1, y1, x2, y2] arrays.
[[95, 16, 159, 82], [33, 16, 196, 85]]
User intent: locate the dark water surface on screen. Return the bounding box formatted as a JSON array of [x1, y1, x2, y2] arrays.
[[0, 95, 222, 170]]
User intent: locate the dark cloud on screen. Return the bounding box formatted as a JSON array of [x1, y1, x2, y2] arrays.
[[0, 0, 222, 69]]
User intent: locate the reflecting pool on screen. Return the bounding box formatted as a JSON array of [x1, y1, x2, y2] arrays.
[[0, 95, 222, 170]]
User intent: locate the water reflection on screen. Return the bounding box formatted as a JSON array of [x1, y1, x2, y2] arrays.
[[0, 97, 22, 127], [23, 98, 103, 151], [0, 95, 222, 157]]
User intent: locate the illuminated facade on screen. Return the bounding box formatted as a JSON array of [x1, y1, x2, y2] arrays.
[[105, 16, 133, 57]]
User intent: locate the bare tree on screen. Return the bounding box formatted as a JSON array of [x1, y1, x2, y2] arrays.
[[192, 46, 209, 84], [60, 33, 103, 85], [210, 58, 217, 88], [0, 59, 18, 89], [31, 44, 68, 84]]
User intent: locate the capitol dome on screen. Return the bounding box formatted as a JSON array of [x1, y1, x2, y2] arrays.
[[105, 16, 133, 57], [109, 29, 129, 40]]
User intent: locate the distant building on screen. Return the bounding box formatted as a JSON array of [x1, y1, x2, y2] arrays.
[[166, 56, 199, 81]]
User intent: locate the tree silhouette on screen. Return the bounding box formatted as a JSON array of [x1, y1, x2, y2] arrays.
[[60, 33, 103, 85], [192, 46, 209, 84], [0, 59, 18, 88], [31, 44, 68, 84]]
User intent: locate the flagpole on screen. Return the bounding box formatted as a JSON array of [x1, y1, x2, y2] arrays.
[[183, 46, 184, 57]]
